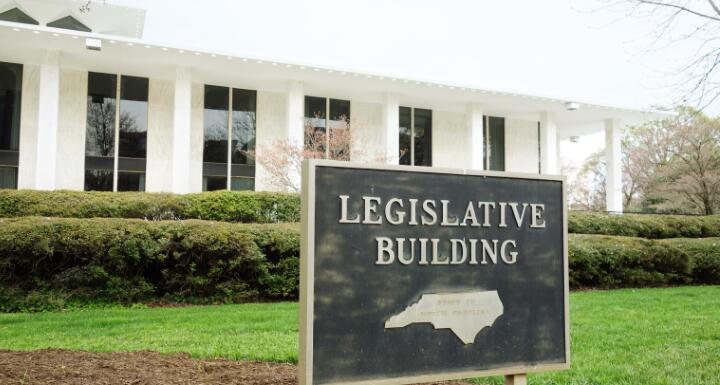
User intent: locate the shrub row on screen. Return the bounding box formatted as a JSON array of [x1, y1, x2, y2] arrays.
[[0, 190, 299, 223], [3, 190, 720, 238], [569, 234, 720, 288], [0, 217, 299, 312], [569, 211, 720, 239]]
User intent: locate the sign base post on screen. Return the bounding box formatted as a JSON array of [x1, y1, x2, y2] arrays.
[[505, 374, 527, 385]]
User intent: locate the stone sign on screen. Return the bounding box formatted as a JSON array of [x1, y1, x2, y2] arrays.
[[300, 160, 570, 385]]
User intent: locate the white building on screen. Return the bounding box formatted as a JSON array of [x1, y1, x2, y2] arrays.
[[0, 0, 662, 212]]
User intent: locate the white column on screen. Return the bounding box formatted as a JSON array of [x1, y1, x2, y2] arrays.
[[34, 51, 60, 190], [286, 80, 304, 147], [605, 119, 623, 213], [466, 103, 484, 170], [539, 111, 559, 174], [172, 67, 192, 194], [381, 93, 399, 163]]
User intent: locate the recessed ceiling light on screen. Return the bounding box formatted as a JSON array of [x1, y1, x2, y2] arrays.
[[194, 52, 201, 56], [161, 47, 168, 51], [300, 66, 306, 70], [313, 68, 320, 72], [144, 45, 151, 48], [52, 33, 59, 37], [178, 50, 185, 53], [272, 62, 278, 66], [109, 40, 116, 44], [126, 42, 133, 46], [227, 56, 233, 60], [285, 64, 292, 68], [211, 54, 216, 58], [12, 28, 20, 32], [327, 70, 333, 73], [32, 30, 39, 34], [340, 71, 346, 75], [71, 35, 78, 39], [256, 60, 263, 64]]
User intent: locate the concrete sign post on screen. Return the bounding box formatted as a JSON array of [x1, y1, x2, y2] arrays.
[[300, 160, 570, 385]]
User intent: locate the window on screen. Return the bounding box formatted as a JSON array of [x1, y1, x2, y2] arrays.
[[0, 61, 22, 189], [0, 7, 38, 25], [398, 107, 432, 166], [47, 15, 91, 32], [202, 85, 256, 191], [483, 116, 505, 171], [85, 72, 148, 191], [304, 96, 350, 160]]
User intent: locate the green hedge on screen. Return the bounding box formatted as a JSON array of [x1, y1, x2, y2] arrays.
[[0, 217, 299, 312], [568, 212, 720, 239], [569, 234, 720, 288], [0, 190, 299, 223]]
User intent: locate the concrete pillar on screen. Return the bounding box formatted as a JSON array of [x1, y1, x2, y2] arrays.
[[381, 93, 399, 163], [286, 80, 304, 147], [172, 67, 192, 194], [466, 103, 484, 170], [34, 51, 60, 190], [605, 119, 623, 213], [539, 111, 558, 174]]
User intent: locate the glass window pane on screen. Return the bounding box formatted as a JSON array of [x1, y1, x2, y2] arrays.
[[86, 72, 116, 157], [0, 166, 17, 189], [84, 169, 113, 191], [117, 172, 145, 191], [203, 85, 229, 163], [304, 96, 326, 155], [329, 99, 350, 160], [231, 177, 254, 191], [0, 62, 23, 152], [231, 88, 256, 165], [119, 76, 148, 159], [0, 8, 39, 25], [399, 107, 411, 165], [413, 108, 432, 166], [487, 116, 505, 171], [203, 176, 227, 191]]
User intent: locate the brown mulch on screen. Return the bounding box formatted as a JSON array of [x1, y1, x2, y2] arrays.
[[0, 349, 477, 385]]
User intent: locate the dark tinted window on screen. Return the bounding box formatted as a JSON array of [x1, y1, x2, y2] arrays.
[[329, 99, 350, 160], [398, 107, 411, 165], [47, 15, 91, 32], [203, 85, 229, 163], [231, 177, 254, 191], [304, 96, 326, 151], [0, 62, 22, 152], [0, 166, 17, 189], [484, 116, 505, 171], [413, 108, 432, 166], [231, 88, 256, 165], [203, 176, 226, 191], [117, 172, 145, 192], [119, 76, 148, 158], [86, 72, 116, 157], [84, 169, 113, 191], [0, 8, 38, 25]]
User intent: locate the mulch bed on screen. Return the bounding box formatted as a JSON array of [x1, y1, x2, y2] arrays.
[[0, 349, 478, 385]]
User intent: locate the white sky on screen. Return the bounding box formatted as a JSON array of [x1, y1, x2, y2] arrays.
[[112, 0, 708, 170]]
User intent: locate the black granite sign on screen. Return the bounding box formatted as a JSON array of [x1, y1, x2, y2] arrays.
[[300, 160, 569, 385]]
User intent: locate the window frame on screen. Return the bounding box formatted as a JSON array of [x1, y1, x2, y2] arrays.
[[304, 96, 351, 160], [398, 106, 432, 167], [202, 85, 256, 191], [84, 72, 148, 192], [0, 61, 23, 189]]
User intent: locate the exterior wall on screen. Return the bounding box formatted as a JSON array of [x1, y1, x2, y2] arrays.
[[17, 64, 39, 189], [350, 101, 384, 163], [188, 83, 204, 192], [146, 79, 174, 192], [255, 90, 287, 191], [55, 68, 87, 190], [505, 118, 540, 174], [432, 110, 470, 169]]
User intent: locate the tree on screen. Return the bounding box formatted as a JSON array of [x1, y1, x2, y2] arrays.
[[594, 0, 720, 109], [568, 150, 607, 211]]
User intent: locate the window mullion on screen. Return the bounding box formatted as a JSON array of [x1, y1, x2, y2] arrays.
[[325, 98, 330, 159], [112, 73, 120, 192], [227, 87, 233, 190], [410, 108, 415, 165]]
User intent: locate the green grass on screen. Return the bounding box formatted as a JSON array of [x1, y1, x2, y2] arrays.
[[1, 287, 719, 384]]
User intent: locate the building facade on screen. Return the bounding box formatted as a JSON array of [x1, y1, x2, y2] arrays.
[[0, 0, 662, 212]]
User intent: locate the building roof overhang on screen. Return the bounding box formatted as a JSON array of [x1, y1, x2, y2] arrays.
[[0, 19, 669, 138]]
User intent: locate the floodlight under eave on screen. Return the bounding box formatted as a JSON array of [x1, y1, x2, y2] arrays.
[[85, 38, 102, 51], [565, 101, 580, 111]]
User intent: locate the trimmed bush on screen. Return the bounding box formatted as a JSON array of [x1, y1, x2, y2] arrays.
[[0, 190, 299, 223], [569, 234, 720, 288], [0, 217, 299, 312], [568, 212, 720, 239]]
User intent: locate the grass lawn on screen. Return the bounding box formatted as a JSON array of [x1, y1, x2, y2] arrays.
[[0, 286, 718, 385]]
